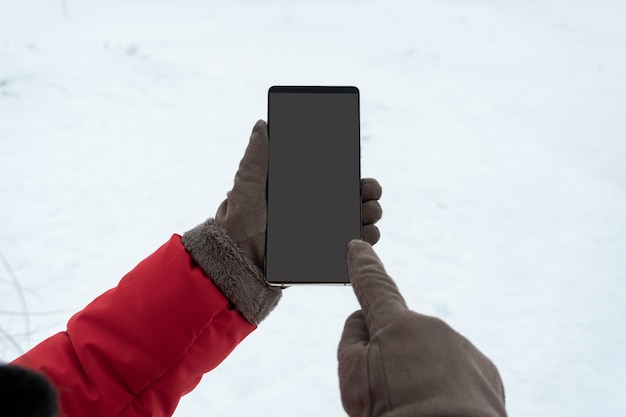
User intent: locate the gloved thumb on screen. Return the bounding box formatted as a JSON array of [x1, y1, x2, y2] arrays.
[[229, 119, 269, 200]]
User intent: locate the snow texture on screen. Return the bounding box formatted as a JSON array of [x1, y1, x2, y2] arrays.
[[1, 0, 625, 416]]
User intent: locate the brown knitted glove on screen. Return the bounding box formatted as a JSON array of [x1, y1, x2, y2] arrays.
[[338, 240, 507, 417]]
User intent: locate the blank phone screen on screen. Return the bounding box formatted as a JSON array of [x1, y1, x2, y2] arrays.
[[266, 86, 361, 285]]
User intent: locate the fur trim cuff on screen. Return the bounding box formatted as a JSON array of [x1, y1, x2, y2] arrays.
[[182, 219, 281, 325]]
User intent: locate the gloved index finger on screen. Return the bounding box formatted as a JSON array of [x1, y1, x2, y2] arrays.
[[346, 240, 408, 334]]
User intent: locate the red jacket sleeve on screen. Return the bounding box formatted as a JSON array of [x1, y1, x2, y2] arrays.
[[13, 235, 256, 417]]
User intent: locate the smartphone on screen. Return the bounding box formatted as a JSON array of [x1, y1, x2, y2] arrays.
[[265, 86, 361, 286]]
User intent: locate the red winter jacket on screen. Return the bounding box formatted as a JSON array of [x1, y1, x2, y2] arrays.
[[13, 234, 256, 417]]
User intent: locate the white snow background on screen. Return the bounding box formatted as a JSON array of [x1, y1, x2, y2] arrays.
[[1, 0, 625, 416]]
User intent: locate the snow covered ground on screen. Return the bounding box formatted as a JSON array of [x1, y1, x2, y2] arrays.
[[1, 0, 625, 415]]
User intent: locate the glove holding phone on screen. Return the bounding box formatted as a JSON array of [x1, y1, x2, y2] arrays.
[[338, 240, 507, 417], [183, 120, 382, 324]]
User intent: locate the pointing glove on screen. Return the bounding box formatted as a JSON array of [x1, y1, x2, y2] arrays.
[[338, 240, 507, 417]]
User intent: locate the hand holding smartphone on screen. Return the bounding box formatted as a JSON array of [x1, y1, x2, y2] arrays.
[[265, 86, 361, 286]]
